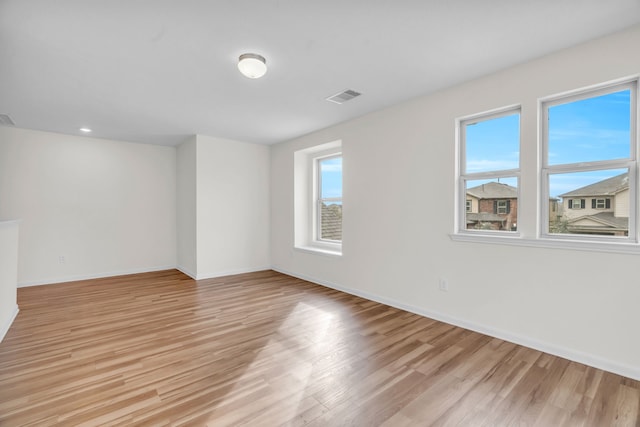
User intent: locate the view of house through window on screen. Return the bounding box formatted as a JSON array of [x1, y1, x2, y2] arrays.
[[460, 109, 520, 232], [317, 155, 342, 241], [543, 83, 635, 238], [465, 178, 518, 231]]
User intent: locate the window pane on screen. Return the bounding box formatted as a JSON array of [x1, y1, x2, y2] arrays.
[[465, 113, 519, 173], [548, 90, 631, 165], [320, 201, 342, 241], [548, 168, 629, 236], [320, 157, 342, 198], [465, 177, 518, 231]]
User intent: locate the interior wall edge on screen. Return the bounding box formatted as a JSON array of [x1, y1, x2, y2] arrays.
[[176, 265, 197, 280], [194, 266, 272, 281], [0, 305, 19, 344]]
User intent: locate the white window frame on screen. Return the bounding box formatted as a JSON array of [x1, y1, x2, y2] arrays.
[[315, 154, 343, 244], [456, 105, 521, 236], [496, 200, 508, 214], [293, 140, 343, 256], [571, 199, 584, 210], [466, 199, 472, 212], [595, 199, 607, 209], [452, 77, 640, 254], [540, 79, 637, 244]]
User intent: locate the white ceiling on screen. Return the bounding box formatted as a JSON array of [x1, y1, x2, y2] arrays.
[[1, 0, 640, 146]]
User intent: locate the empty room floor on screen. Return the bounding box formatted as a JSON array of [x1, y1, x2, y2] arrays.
[[0, 269, 638, 426]]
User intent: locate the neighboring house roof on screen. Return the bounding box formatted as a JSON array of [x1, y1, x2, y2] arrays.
[[560, 172, 628, 198], [568, 212, 629, 230], [466, 212, 507, 223], [321, 203, 342, 240], [466, 182, 517, 199]]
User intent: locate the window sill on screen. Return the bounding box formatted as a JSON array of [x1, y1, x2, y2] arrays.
[[294, 245, 343, 257], [450, 233, 640, 255]]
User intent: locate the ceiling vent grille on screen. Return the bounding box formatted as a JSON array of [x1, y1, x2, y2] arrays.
[[326, 89, 361, 104], [0, 114, 15, 126]]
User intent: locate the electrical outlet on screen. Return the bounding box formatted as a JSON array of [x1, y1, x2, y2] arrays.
[[439, 278, 448, 292], [59, 255, 66, 264]]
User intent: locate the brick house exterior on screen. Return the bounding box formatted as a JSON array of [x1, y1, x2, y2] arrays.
[[466, 182, 517, 231]]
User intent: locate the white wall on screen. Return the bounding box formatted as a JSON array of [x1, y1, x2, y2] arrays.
[[176, 136, 197, 276], [195, 135, 270, 278], [175, 135, 271, 280], [615, 188, 629, 218], [271, 25, 640, 380], [0, 221, 19, 342], [0, 127, 177, 285]]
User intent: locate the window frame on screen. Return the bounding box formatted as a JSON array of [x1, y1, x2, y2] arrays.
[[452, 77, 640, 255], [496, 200, 508, 214], [570, 199, 585, 210], [294, 140, 343, 256], [456, 105, 521, 236], [594, 199, 607, 209], [540, 79, 638, 243], [315, 154, 343, 244]]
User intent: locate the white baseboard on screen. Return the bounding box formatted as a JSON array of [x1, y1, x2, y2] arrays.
[[193, 266, 272, 281], [271, 266, 640, 382], [17, 264, 272, 287], [0, 304, 19, 343], [176, 265, 197, 279], [17, 265, 177, 287]]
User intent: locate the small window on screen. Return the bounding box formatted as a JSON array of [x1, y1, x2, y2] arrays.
[[569, 199, 585, 210], [593, 198, 610, 209], [496, 200, 509, 214], [542, 80, 636, 240], [294, 140, 342, 255], [317, 155, 342, 242], [458, 107, 520, 234]]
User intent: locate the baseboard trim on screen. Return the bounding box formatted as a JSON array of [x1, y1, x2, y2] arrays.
[[0, 304, 19, 343], [194, 266, 272, 281], [271, 266, 640, 381], [176, 265, 197, 280], [17, 264, 273, 287], [17, 265, 177, 287]]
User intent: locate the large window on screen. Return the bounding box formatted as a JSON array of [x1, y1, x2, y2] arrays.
[[542, 80, 636, 240], [454, 78, 639, 251], [317, 155, 342, 242], [458, 107, 520, 233]]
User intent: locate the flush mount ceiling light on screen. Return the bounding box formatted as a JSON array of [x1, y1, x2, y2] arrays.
[[238, 53, 267, 79]]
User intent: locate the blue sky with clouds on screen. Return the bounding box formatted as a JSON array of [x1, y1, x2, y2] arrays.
[[322, 90, 631, 203], [320, 156, 342, 201], [466, 89, 631, 198]]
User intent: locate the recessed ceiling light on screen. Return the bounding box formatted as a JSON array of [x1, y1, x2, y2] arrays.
[[79, 127, 92, 133], [238, 53, 267, 79]]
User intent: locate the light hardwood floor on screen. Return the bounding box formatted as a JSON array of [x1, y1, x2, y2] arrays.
[[0, 269, 638, 426]]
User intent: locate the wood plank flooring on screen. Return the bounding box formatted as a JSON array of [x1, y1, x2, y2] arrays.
[[0, 269, 638, 426]]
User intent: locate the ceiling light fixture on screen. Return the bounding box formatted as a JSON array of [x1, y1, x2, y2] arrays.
[[79, 127, 92, 133], [238, 53, 267, 79]]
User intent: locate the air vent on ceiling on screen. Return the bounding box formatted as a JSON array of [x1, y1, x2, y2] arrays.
[[0, 114, 15, 126], [326, 89, 361, 104]]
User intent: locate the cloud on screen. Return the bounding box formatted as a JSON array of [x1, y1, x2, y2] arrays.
[[466, 159, 518, 172], [321, 165, 342, 172], [549, 127, 629, 142]]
